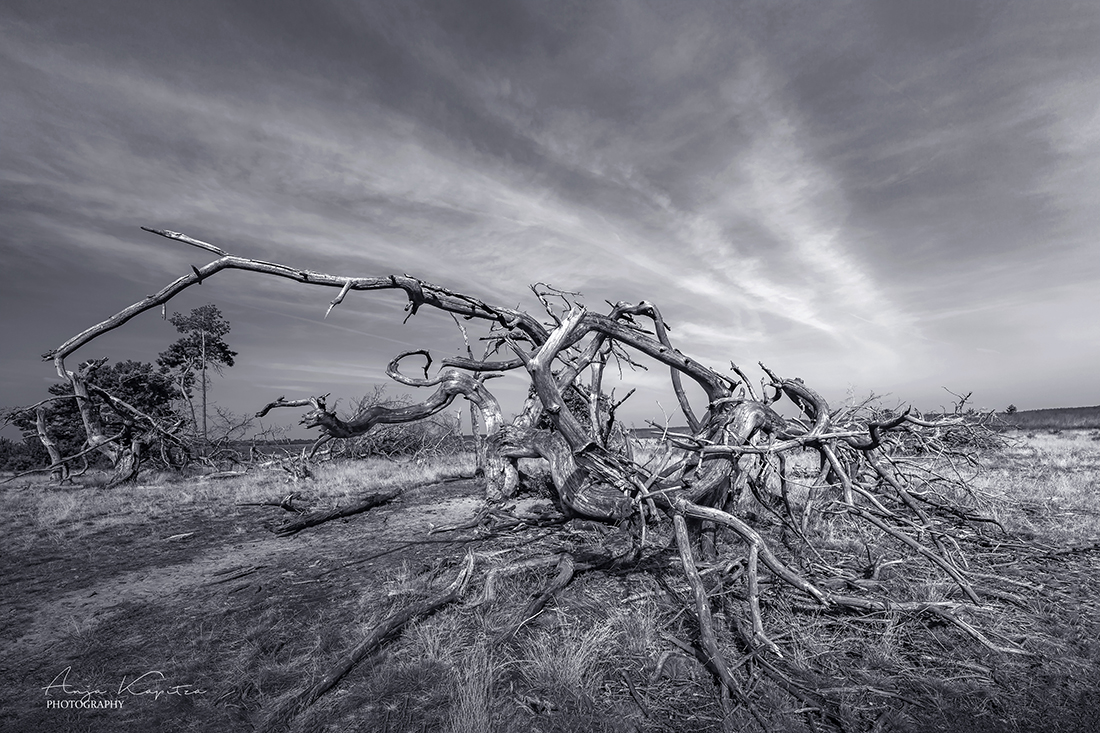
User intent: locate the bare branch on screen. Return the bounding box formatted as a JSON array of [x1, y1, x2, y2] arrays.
[[140, 227, 228, 256], [324, 279, 354, 318]]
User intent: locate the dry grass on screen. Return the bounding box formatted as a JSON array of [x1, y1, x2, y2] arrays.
[[2, 453, 476, 546], [975, 430, 1100, 543], [448, 636, 495, 733], [4, 432, 1100, 732]]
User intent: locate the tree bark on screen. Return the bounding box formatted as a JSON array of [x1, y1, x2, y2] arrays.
[[275, 491, 398, 536], [34, 406, 68, 483], [65, 363, 136, 479], [529, 431, 632, 521]]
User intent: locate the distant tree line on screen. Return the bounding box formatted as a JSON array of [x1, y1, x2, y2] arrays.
[[1000, 404, 1100, 431], [0, 434, 49, 471]]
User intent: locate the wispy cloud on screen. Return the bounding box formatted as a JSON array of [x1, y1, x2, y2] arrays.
[[2, 0, 1099, 428]]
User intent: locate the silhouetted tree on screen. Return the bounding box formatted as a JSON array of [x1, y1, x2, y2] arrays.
[[158, 304, 237, 443]]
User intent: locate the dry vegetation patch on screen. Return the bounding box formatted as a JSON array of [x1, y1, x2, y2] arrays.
[[2, 433, 1100, 732]]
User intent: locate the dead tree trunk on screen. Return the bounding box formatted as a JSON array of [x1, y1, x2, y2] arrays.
[[34, 406, 68, 483], [65, 362, 143, 486]]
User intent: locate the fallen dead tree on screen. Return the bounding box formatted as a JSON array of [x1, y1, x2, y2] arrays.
[[273, 490, 400, 537], [40, 227, 1029, 731]]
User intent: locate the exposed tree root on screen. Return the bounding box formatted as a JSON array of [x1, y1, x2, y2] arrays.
[[237, 493, 304, 513], [259, 553, 474, 733], [489, 549, 621, 645], [428, 503, 567, 536], [672, 513, 767, 726], [493, 553, 577, 644]]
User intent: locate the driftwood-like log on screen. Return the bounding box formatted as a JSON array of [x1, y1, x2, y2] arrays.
[[34, 406, 67, 482], [256, 353, 520, 500], [528, 431, 633, 521], [493, 553, 576, 644], [275, 491, 399, 536]]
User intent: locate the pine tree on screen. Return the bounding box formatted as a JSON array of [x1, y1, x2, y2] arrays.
[[157, 304, 237, 443]]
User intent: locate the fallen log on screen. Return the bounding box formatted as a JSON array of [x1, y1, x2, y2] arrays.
[[275, 490, 399, 536]]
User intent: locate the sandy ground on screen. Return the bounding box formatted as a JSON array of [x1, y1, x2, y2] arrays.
[[0, 477, 552, 732]]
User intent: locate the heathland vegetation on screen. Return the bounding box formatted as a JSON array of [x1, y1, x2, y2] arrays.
[[1000, 405, 1100, 431], [2, 429, 1099, 732]]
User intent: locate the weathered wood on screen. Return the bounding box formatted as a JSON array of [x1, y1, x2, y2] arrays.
[[275, 491, 399, 536], [27, 223, 1027, 724], [34, 406, 67, 482], [673, 514, 761, 720], [673, 496, 830, 606], [530, 431, 632, 521], [258, 356, 520, 500], [493, 554, 576, 644]]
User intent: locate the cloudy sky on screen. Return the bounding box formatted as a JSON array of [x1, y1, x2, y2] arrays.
[[2, 0, 1099, 438]]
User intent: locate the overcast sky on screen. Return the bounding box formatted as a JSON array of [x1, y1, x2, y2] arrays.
[[2, 0, 1099, 439]]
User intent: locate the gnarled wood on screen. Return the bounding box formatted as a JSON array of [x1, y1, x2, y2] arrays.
[[35, 225, 1020, 725]]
